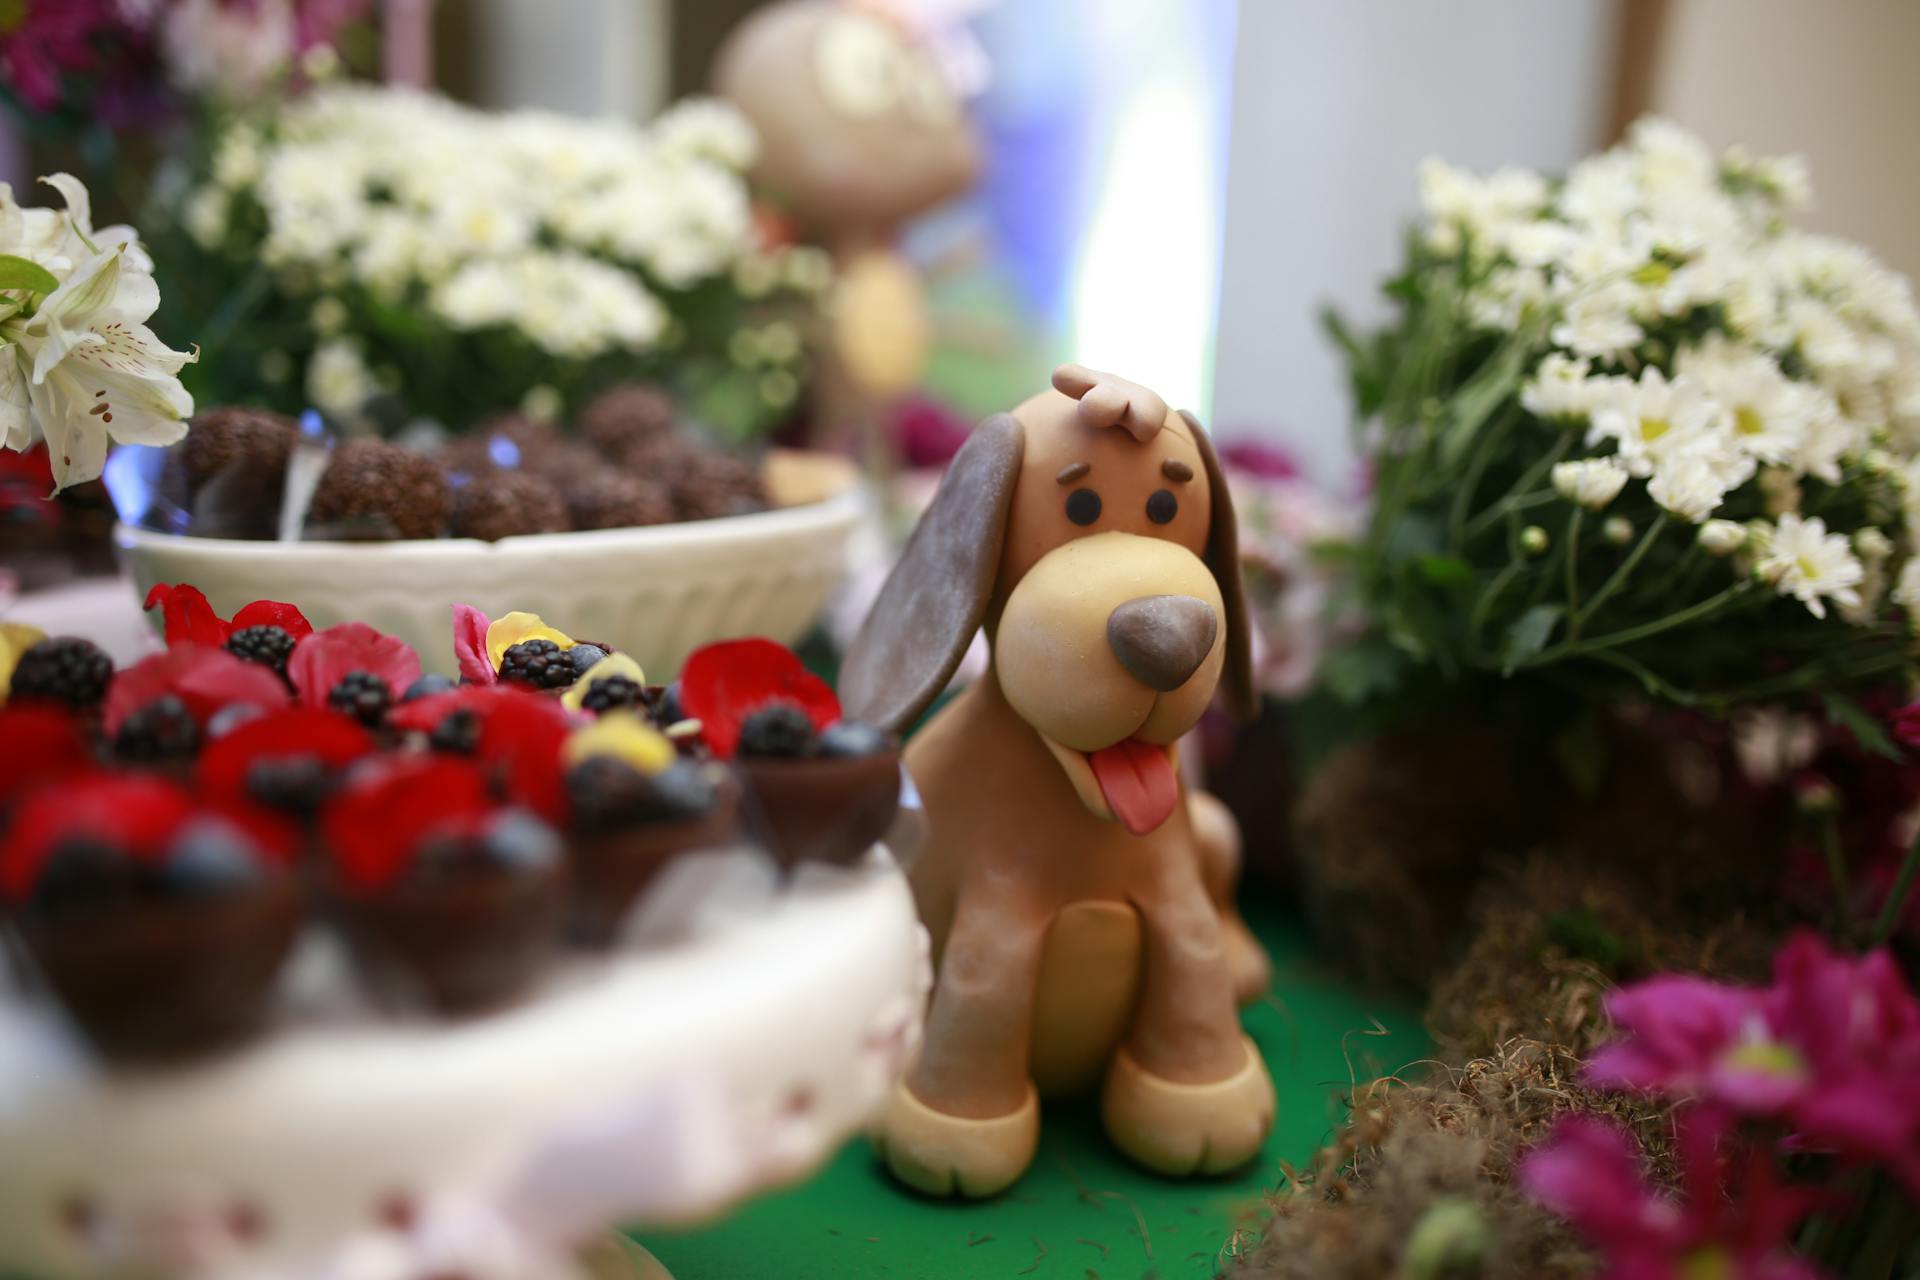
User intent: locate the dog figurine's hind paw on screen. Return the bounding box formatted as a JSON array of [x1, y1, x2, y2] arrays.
[[841, 365, 1275, 1197]]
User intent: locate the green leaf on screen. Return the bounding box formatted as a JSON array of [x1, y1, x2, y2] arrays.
[[1499, 604, 1563, 674], [1822, 690, 1902, 762], [0, 253, 59, 296], [1552, 715, 1610, 798], [1413, 554, 1473, 588], [1320, 637, 1406, 705]]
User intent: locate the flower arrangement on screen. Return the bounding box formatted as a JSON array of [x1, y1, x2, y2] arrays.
[[1324, 119, 1920, 716], [151, 85, 830, 437]]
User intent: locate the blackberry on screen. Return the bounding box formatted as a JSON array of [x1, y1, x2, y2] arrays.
[[737, 701, 816, 758], [28, 838, 143, 920], [498, 639, 573, 690], [327, 670, 392, 727], [580, 674, 643, 714], [225, 625, 296, 678], [819, 720, 892, 759], [246, 755, 333, 816], [428, 707, 481, 755], [9, 636, 112, 711], [114, 695, 200, 762], [403, 673, 457, 701]]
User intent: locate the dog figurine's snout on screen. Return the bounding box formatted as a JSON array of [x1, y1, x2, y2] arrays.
[[1106, 595, 1217, 693]]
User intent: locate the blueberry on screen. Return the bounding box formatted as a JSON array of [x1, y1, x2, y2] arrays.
[[818, 720, 892, 759], [567, 644, 609, 676], [649, 761, 715, 820], [207, 702, 267, 739], [403, 673, 458, 702], [29, 838, 139, 920], [480, 809, 562, 873], [163, 820, 265, 900], [656, 681, 684, 725]]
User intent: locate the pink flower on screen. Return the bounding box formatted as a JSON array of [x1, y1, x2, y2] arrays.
[[287, 622, 422, 708], [1521, 1113, 1825, 1280], [451, 603, 496, 686], [1587, 932, 1920, 1191], [1892, 701, 1920, 752]]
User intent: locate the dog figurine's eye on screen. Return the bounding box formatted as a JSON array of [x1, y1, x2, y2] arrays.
[[1145, 489, 1177, 524], [1065, 488, 1102, 526]]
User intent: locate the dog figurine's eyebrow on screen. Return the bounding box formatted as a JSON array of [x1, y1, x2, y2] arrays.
[[1056, 462, 1090, 485], [1161, 459, 1193, 483]]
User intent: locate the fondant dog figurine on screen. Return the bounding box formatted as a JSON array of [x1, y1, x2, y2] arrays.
[[841, 365, 1275, 1197]]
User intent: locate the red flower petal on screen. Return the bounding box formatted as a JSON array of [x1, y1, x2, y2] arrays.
[[323, 755, 495, 897], [287, 623, 423, 707], [103, 645, 292, 738], [386, 686, 499, 736], [0, 705, 94, 811], [452, 603, 496, 686], [143, 583, 232, 647], [1, 773, 196, 901], [230, 600, 315, 641], [475, 689, 574, 823], [198, 707, 375, 801], [681, 637, 841, 759]]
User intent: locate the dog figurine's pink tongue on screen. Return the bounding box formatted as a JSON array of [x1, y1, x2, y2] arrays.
[[1088, 738, 1179, 836]]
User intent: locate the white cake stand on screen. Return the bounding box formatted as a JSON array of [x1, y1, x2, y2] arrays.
[[0, 848, 929, 1280]]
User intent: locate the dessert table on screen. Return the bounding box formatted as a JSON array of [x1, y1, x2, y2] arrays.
[[0, 848, 929, 1280]]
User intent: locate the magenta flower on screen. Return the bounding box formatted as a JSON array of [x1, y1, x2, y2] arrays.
[[1587, 932, 1920, 1191], [1520, 1112, 1824, 1280]]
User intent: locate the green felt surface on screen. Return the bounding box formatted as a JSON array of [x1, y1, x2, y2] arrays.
[[640, 897, 1427, 1280]]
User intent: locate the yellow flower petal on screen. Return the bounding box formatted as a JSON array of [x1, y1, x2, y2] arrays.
[[0, 623, 47, 704], [565, 711, 677, 776], [562, 651, 647, 714], [485, 611, 575, 670]]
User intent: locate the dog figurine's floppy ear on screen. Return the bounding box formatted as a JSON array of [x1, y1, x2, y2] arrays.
[[1181, 409, 1257, 723], [841, 414, 1024, 733]]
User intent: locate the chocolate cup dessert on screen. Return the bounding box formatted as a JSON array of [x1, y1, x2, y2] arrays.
[[19, 878, 302, 1062], [569, 777, 741, 947], [343, 864, 567, 1015], [736, 749, 901, 869]]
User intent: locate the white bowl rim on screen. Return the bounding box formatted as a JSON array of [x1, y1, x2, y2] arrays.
[[113, 483, 865, 561]]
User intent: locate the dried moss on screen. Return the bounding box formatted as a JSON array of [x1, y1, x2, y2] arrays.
[[1229, 1040, 1673, 1280]]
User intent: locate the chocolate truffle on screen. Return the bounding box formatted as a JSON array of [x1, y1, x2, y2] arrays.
[[673, 449, 767, 521], [580, 383, 678, 463], [450, 470, 571, 542], [566, 472, 674, 531], [309, 438, 451, 540], [182, 407, 299, 492]]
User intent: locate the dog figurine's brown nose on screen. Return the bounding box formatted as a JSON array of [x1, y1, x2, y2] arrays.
[[1106, 595, 1218, 693]]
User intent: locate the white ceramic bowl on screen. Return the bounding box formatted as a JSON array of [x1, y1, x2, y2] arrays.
[[115, 451, 866, 679]]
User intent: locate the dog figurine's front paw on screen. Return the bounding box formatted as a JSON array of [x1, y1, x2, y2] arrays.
[[1100, 1036, 1275, 1176], [870, 1078, 1040, 1198]]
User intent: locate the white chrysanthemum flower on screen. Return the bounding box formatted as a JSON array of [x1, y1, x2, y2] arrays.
[[1603, 515, 1634, 545], [1586, 366, 1730, 477], [1551, 284, 1644, 360], [1648, 455, 1730, 522], [182, 186, 229, 249], [1894, 558, 1920, 611], [306, 339, 374, 416], [1855, 526, 1894, 563], [1731, 707, 1819, 784], [1520, 352, 1600, 421], [1551, 458, 1628, 510], [1675, 334, 1814, 466], [1755, 512, 1865, 619], [652, 98, 759, 170], [1698, 519, 1747, 556], [211, 124, 264, 190]]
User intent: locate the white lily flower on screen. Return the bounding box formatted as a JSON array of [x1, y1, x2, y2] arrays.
[[0, 239, 195, 490]]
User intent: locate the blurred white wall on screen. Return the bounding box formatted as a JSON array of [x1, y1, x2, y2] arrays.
[[1211, 1, 1612, 485], [1648, 0, 1920, 285], [463, 0, 669, 118]]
